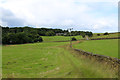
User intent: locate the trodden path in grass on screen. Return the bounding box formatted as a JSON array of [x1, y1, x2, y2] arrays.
[[2, 41, 118, 78], [56, 41, 118, 78]]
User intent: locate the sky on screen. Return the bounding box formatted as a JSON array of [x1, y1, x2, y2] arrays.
[[0, 0, 119, 33]]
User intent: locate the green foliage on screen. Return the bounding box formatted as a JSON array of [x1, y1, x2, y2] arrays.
[[45, 31, 55, 36], [2, 33, 18, 44], [80, 31, 93, 38], [2, 26, 93, 44], [71, 31, 80, 36], [104, 32, 109, 35], [2, 26, 93, 37], [97, 34, 100, 36], [85, 31, 93, 37], [81, 32, 86, 38], [72, 37, 77, 41], [16, 32, 29, 44], [2, 32, 43, 44], [34, 36, 43, 42]]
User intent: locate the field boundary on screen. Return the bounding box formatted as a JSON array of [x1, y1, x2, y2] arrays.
[[74, 48, 120, 69], [44, 37, 120, 42], [91, 37, 120, 40]]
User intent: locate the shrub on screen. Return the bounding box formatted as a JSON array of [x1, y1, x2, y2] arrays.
[[34, 37, 43, 42], [81, 32, 85, 38], [104, 32, 109, 35], [97, 34, 100, 36], [86, 32, 93, 37], [72, 37, 77, 41]]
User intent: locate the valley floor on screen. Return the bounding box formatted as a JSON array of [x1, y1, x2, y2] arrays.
[[2, 41, 118, 78]]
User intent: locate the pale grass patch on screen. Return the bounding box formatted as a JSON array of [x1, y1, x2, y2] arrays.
[[39, 67, 60, 75]]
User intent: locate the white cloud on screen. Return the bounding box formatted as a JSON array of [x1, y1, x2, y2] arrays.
[[75, 0, 119, 2], [0, 0, 118, 32]]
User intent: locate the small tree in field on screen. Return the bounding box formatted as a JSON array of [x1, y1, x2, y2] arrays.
[[97, 34, 100, 36], [81, 32, 85, 38], [86, 32, 93, 37], [104, 32, 109, 35], [72, 37, 77, 41], [34, 36, 43, 42]]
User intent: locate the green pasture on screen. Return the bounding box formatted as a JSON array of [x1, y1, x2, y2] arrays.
[[92, 33, 119, 39], [42, 36, 83, 42], [2, 41, 117, 78], [73, 39, 118, 58], [42, 33, 119, 42]]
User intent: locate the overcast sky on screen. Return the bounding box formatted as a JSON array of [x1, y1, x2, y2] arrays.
[[0, 0, 119, 33]]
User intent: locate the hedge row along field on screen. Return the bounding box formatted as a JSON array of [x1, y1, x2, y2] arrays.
[[2, 42, 117, 78], [73, 39, 118, 58]]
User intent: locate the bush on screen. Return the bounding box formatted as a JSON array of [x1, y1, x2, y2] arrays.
[[97, 34, 100, 36], [85, 32, 93, 37], [72, 37, 77, 41], [81, 32, 85, 38], [34, 37, 43, 42], [104, 32, 109, 35]]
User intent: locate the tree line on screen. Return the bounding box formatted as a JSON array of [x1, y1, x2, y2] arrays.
[[1, 26, 93, 44]]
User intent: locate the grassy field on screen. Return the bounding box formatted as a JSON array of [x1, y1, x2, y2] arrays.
[[42, 36, 83, 42], [91, 33, 119, 39], [73, 39, 118, 58], [2, 41, 117, 78], [42, 33, 119, 42]]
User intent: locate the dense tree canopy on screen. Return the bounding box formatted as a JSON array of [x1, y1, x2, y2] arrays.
[[1, 26, 93, 44], [45, 31, 55, 36]]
